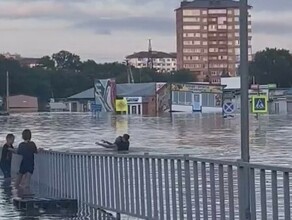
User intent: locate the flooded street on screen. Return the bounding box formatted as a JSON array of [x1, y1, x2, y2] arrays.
[[1, 113, 292, 219], [0, 113, 292, 166]]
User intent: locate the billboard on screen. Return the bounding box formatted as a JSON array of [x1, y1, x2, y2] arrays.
[[157, 83, 170, 113], [94, 79, 116, 112]]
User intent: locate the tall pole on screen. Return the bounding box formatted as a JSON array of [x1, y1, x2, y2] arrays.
[[6, 71, 10, 112], [239, 0, 251, 219], [240, 0, 249, 163]]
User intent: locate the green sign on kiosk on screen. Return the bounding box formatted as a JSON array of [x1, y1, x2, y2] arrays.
[[252, 95, 268, 113]]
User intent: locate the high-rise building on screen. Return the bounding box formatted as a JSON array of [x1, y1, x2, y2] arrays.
[[176, 0, 252, 83]]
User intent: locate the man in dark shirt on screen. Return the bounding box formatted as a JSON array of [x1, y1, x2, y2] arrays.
[[96, 134, 130, 151], [0, 134, 15, 179]]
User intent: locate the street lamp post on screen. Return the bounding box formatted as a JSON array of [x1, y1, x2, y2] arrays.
[[239, 0, 251, 219]]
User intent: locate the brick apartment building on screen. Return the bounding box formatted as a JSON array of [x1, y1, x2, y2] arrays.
[[176, 0, 252, 83]]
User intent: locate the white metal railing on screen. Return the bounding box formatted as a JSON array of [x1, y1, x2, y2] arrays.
[[13, 151, 292, 220]]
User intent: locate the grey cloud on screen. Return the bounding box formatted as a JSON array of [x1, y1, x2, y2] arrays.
[[74, 16, 175, 35], [253, 21, 292, 35], [251, 0, 292, 12]]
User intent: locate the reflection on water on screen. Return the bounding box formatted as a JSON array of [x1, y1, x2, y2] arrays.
[[0, 177, 116, 219], [1, 113, 292, 166], [1, 113, 292, 219]]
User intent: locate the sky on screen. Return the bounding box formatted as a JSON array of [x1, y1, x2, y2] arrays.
[[1, 0, 292, 63]]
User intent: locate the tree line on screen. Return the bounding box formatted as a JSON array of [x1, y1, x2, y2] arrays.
[[0, 50, 196, 104], [0, 48, 291, 106]]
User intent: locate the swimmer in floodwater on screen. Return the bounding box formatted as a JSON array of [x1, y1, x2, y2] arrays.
[[0, 134, 15, 179], [96, 134, 130, 151]]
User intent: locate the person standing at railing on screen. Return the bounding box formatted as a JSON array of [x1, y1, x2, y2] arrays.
[[0, 134, 15, 179], [96, 134, 130, 151], [15, 129, 39, 189]]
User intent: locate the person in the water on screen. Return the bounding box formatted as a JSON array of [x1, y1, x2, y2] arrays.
[[96, 134, 130, 151], [0, 134, 15, 179], [15, 129, 40, 188]]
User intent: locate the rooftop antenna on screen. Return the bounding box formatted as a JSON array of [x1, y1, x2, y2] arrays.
[[147, 39, 153, 69]]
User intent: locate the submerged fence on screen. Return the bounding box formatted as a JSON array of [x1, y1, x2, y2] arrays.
[[22, 151, 292, 219]]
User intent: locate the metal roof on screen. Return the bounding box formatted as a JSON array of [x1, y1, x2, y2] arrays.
[[117, 83, 157, 97], [67, 88, 94, 99]]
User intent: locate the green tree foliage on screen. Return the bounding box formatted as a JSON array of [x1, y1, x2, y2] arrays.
[[52, 50, 82, 71], [0, 51, 198, 107], [38, 56, 55, 70], [249, 48, 292, 87]]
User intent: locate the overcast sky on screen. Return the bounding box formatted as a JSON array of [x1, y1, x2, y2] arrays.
[[1, 0, 292, 62]]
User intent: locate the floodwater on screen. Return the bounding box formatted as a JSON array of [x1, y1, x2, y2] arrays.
[[0, 112, 292, 219], [1, 112, 292, 165]]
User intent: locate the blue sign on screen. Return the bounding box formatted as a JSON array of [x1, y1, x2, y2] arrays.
[[223, 102, 235, 114], [91, 103, 102, 112]]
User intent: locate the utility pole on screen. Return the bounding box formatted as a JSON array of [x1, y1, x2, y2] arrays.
[[6, 71, 10, 113], [239, 0, 251, 219]]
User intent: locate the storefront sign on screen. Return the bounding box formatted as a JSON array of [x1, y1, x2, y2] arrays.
[[126, 97, 142, 104], [171, 83, 224, 93], [115, 99, 128, 112]]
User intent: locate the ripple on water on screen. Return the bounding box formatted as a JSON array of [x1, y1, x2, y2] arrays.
[[0, 113, 292, 165]]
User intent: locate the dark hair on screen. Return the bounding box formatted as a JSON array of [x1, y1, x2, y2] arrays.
[[22, 129, 32, 141], [6, 134, 15, 140], [123, 134, 130, 141]]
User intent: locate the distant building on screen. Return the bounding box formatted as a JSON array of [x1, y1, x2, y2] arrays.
[[8, 95, 38, 113], [18, 57, 41, 68], [126, 51, 177, 72], [67, 88, 95, 112], [1, 52, 21, 60], [176, 0, 252, 83], [0, 52, 41, 68]]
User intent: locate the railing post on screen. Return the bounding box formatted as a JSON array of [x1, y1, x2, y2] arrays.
[[238, 160, 251, 220]]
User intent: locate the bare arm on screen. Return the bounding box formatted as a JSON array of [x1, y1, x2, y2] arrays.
[[96, 142, 117, 150]]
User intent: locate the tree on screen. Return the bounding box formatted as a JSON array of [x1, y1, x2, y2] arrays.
[[52, 50, 82, 71], [38, 56, 55, 70], [249, 48, 292, 87], [171, 69, 198, 83]]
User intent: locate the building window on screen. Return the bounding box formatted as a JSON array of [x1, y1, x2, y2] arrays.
[[183, 25, 201, 30], [202, 33, 207, 38], [202, 10, 207, 15], [194, 41, 201, 45], [202, 93, 216, 107], [218, 25, 227, 29], [183, 9, 200, 16], [228, 9, 233, 15], [217, 17, 226, 24], [202, 56, 208, 61], [202, 18, 207, 22], [234, 17, 239, 22], [183, 17, 200, 22], [183, 41, 193, 45], [202, 41, 208, 45], [227, 17, 233, 22], [203, 26, 207, 30], [235, 25, 240, 29], [172, 91, 192, 106], [208, 25, 217, 31], [208, 9, 227, 14], [234, 9, 240, 16], [209, 48, 219, 52], [228, 25, 233, 30], [192, 56, 200, 60], [235, 32, 239, 37]]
